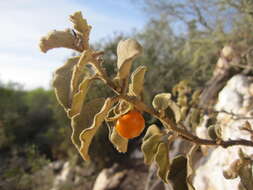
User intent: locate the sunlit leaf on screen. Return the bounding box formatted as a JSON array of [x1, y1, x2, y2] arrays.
[[69, 11, 91, 50], [67, 77, 94, 118], [143, 124, 162, 141], [187, 145, 199, 190], [79, 98, 116, 160], [52, 56, 80, 110], [39, 29, 82, 53], [152, 93, 172, 110], [109, 128, 128, 153], [116, 39, 143, 80], [129, 66, 147, 96], [71, 98, 105, 149]]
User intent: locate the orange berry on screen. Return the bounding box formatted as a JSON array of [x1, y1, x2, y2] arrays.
[[115, 110, 145, 139]]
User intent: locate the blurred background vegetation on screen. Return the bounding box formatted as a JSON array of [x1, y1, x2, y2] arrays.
[[1, 0, 253, 189]]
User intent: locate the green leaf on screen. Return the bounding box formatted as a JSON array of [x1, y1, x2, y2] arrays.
[[71, 98, 105, 150], [109, 128, 128, 153], [116, 39, 143, 80], [129, 66, 147, 96], [152, 93, 172, 110], [79, 98, 116, 160], [52, 56, 80, 110], [155, 143, 170, 183], [142, 134, 163, 165], [39, 29, 82, 53], [168, 155, 188, 190]]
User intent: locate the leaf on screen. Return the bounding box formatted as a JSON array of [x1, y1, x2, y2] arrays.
[[152, 93, 172, 110], [116, 39, 143, 80], [69, 11, 91, 50], [79, 98, 116, 160], [52, 56, 80, 110], [129, 66, 147, 96], [187, 145, 199, 190], [109, 128, 128, 153], [142, 134, 163, 165], [168, 155, 188, 190], [67, 77, 94, 118], [71, 98, 105, 149], [71, 49, 93, 95], [39, 29, 82, 53], [143, 124, 162, 141], [155, 143, 170, 183], [168, 99, 181, 123]]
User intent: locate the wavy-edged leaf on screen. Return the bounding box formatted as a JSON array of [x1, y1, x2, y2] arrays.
[[116, 39, 143, 80], [168, 99, 181, 123], [71, 49, 93, 95], [129, 66, 147, 96], [67, 77, 94, 118], [52, 56, 80, 110], [187, 145, 199, 190], [155, 143, 170, 183], [152, 93, 172, 111], [79, 98, 115, 160], [110, 128, 128, 153], [69, 11, 91, 50], [143, 124, 162, 141], [71, 98, 105, 150], [168, 155, 187, 190], [142, 134, 163, 165], [39, 29, 82, 53]]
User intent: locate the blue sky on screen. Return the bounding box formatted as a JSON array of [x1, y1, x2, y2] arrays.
[[0, 0, 146, 89]]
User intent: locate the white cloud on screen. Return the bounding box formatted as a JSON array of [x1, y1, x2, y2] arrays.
[[0, 0, 144, 89]]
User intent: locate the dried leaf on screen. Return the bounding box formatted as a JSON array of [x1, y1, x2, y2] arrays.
[[79, 98, 115, 160], [110, 128, 128, 153], [207, 125, 218, 140], [168, 155, 188, 190], [67, 77, 94, 118], [71, 49, 93, 95], [168, 99, 181, 123], [69, 11, 91, 50], [52, 56, 80, 110], [187, 145, 199, 190], [129, 66, 147, 96], [155, 143, 170, 183], [152, 93, 172, 111], [143, 124, 162, 141], [142, 134, 163, 165], [39, 29, 82, 53], [71, 98, 105, 150], [116, 39, 143, 80]]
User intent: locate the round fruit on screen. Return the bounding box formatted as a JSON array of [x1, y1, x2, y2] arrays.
[[115, 110, 145, 139]]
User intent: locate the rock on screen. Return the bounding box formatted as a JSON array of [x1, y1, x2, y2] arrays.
[[194, 74, 253, 190]]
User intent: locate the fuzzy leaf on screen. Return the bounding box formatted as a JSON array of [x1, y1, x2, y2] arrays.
[[69, 11, 91, 50], [168, 99, 181, 123], [155, 143, 170, 183], [52, 56, 80, 110], [110, 128, 128, 153], [129, 66, 147, 96], [152, 93, 172, 110], [142, 134, 163, 165], [71, 49, 93, 95], [67, 77, 94, 118], [143, 124, 162, 141], [187, 145, 199, 190], [71, 98, 105, 149], [39, 29, 82, 53], [79, 98, 115, 160], [168, 155, 188, 190], [116, 39, 143, 80]]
